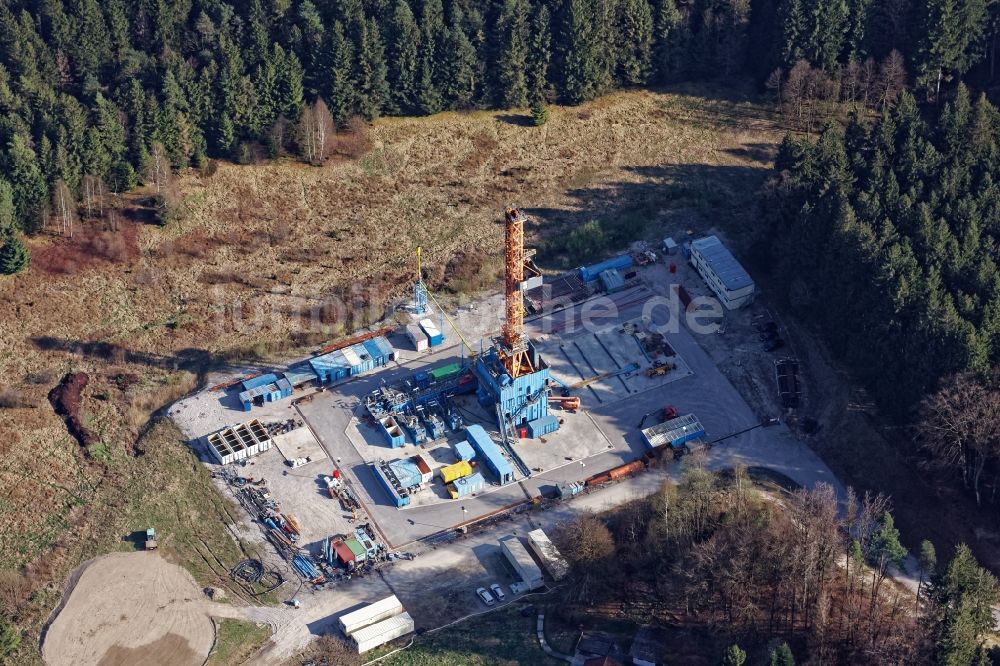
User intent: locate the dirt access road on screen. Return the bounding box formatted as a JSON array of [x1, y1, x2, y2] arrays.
[[42, 551, 245, 666]]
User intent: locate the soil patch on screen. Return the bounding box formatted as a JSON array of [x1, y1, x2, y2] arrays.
[[42, 551, 236, 666], [47, 372, 97, 447]]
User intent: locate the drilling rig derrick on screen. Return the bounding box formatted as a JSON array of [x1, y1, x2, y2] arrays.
[[499, 206, 534, 379]]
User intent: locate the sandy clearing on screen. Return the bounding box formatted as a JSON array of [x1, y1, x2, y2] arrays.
[[42, 551, 244, 666]]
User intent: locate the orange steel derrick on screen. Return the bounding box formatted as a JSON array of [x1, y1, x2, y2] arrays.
[[500, 206, 534, 378]]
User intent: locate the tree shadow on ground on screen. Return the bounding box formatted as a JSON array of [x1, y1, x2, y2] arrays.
[[496, 113, 536, 127]]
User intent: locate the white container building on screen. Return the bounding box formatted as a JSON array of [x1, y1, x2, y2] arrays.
[[500, 535, 544, 591], [406, 323, 429, 351], [205, 419, 272, 465], [351, 612, 414, 653], [527, 529, 569, 581], [339, 595, 405, 636], [689, 235, 755, 310]]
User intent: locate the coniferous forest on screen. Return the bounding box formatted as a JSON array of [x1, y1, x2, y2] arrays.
[[1, 0, 999, 240]]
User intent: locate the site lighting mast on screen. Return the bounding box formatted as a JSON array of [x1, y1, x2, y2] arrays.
[[498, 206, 534, 379], [414, 246, 428, 315]]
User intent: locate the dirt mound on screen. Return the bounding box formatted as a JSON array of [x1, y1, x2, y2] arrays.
[[43, 551, 237, 666], [47, 373, 98, 447]]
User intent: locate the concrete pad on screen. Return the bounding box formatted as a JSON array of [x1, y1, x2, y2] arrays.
[[272, 427, 325, 464]]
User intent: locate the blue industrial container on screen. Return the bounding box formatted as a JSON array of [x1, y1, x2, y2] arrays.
[[466, 424, 514, 485], [450, 472, 485, 498], [419, 318, 444, 346], [377, 415, 406, 447], [371, 463, 410, 507], [578, 255, 633, 282], [454, 440, 475, 461], [526, 415, 559, 438]]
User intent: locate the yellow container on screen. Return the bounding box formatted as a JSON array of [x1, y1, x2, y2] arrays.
[[438, 460, 472, 484]]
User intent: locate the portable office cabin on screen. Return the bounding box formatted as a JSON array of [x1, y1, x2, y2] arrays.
[[345, 537, 367, 562], [689, 235, 755, 310], [465, 424, 514, 485], [338, 595, 405, 636], [406, 323, 428, 351], [500, 535, 544, 590], [448, 471, 485, 498], [351, 612, 414, 654]]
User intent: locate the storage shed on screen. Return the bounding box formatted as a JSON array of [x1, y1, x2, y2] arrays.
[[465, 424, 514, 485], [238, 374, 293, 411], [500, 535, 544, 590], [330, 539, 355, 566], [309, 336, 395, 383], [339, 595, 405, 636], [351, 612, 414, 654], [689, 235, 755, 309]]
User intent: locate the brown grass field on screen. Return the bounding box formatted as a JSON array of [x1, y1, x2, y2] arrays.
[[0, 84, 788, 662]]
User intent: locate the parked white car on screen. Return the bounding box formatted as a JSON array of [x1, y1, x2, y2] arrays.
[[489, 583, 506, 601], [475, 587, 495, 605]]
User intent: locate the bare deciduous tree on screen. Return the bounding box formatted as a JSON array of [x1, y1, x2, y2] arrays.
[[919, 372, 1000, 506], [296, 99, 335, 166], [51, 179, 77, 238], [876, 50, 907, 111]]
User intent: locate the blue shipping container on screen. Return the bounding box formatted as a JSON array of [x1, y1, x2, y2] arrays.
[[526, 415, 560, 438], [579, 255, 633, 283]]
